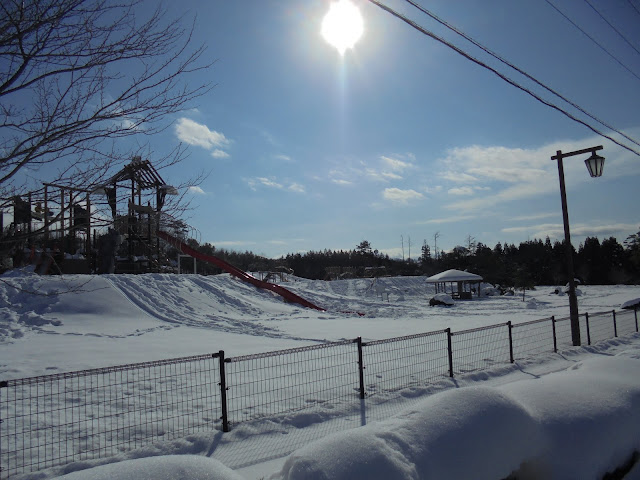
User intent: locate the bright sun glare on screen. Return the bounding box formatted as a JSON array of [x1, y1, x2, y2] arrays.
[[321, 0, 364, 55]]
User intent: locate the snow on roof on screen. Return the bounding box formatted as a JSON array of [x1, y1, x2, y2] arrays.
[[425, 269, 483, 283]]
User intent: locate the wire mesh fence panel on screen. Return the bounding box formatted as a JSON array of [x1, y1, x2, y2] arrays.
[[0, 354, 221, 479], [362, 331, 449, 396], [511, 318, 555, 360], [553, 316, 574, 349], [614, 309, 637, 337], [225, 340, 359, 426], [588, 311, 616, 344], [451, 324, 510, 375], [2, 308, 635, 479]]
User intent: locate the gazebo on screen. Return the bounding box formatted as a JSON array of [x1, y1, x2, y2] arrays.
[[426, 269, 483, 300]]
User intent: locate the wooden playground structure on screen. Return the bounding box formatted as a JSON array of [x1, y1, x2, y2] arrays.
[[0, 157, 178, 274]]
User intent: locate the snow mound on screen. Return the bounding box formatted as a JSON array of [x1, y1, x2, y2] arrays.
[[274, 386, 543, 480], [53, 455, 243, 480], [429, 293, 454, 307], [273, 355, 640, 480], [622, 298, 640, 310]]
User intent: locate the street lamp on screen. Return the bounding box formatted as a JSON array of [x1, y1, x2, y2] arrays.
[[551, 145, 605, 346]]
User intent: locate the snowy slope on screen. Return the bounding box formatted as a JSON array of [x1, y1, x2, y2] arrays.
[[1, 269, 638, 379]]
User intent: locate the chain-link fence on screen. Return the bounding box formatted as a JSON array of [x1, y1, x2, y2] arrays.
[[1, 307, 637, 478]]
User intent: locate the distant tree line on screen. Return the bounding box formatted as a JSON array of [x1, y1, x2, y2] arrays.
[[177, 228, 640, 286]]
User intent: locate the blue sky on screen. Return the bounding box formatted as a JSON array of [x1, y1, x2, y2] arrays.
[[152, 0, 639, 259]]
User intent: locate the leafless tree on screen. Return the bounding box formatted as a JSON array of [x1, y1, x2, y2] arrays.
[[465, 234, 477, 256], [0, 0, 212, 198]]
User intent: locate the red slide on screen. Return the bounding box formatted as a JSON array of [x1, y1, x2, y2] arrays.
[[157, 231, 325, 312]]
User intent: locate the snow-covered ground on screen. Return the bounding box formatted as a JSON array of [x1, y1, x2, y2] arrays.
[[1, 269, 639, 479]]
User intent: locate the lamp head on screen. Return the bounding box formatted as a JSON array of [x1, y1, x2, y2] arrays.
[[584, 151, 605, 178]]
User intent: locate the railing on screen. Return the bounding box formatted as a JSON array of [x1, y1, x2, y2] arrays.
[[1, 307, 637, 478]]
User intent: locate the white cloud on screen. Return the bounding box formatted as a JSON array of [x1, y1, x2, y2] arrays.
[[247, 177, 305, 194], [213, 240, 257, 247], [382, 188, 424, 205], [188, 186, 206, 195], [257, 177, 282, 189], [437, 129, 640, 214], [288, 183, 305, 193], [273, 154, 293, 162], [508, 212, 558, 222], [440, 172, 479, 184], [381, 155, 412, 171], [211, 149, 230, 159], [261, 130, 278, 146], [365, 168, 393, 182], [416, 214, 479, 225], [441, 145, 548, 185], [175, 118, 229, 149], [422, 185, 444, 195], [501, 222, 638, 240], [332, 179, 353, 186], [448, 186, 475, 196], [439, 140, 605, 211]]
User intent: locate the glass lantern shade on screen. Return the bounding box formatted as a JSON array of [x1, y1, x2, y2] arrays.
[[584, 152, 605, 178]]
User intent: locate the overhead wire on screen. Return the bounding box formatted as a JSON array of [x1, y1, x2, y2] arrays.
[[627, 0, 640, 18], [582, 0, 640, 57], [363, 0, 640, 157], [401, 0, 640, 150], [544, 0, 640, 83]]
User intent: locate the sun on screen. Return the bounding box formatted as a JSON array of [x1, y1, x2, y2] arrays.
[[321, 0, 364, 55]]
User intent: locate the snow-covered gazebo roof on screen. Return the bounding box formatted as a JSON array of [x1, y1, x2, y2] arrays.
[[425, 269, 483, 283], [426, 269, 483, 299]]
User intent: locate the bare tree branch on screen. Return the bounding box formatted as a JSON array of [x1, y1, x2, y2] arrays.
[[0, 0, 213, 195]]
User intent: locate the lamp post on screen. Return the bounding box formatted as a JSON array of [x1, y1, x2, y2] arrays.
[[551, 145, 605, 346]]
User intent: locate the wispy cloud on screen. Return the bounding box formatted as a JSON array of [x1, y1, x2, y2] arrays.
[[382, 188, 424, 205], [213, 240, 257, 248], [330, 153, 418, 185], [440, 172, 479, 184], [448, 186, 475, 196], [247, 177, 305, 194], [416, 214, 479, 225], [501, 222, 638, 240], [188, 186, 207, 195], [508, 212, 558, 222], [273, 154, 293, 162], [437, 130, 640, 213], [211, 149, 230, 159], [332, 178, 353, 186], [261, 130, 279, 146], [447, 185, 491, 196], [380, 155, 413, 172], [251, 177, 282, 190]]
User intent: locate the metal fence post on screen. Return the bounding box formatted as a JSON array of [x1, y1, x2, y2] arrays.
[[355, 337, 365, 400], [446, 328, 454, 377], [551, 316, 557, 353], [0, 379, 5, 479], [613, 310, 618, 338], [585, 312, 591, 345], [507, 321, 514, 363], [218, 350, 229, 432]]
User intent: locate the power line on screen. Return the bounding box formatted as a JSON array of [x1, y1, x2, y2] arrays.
[[582, 0, 640, 57], [627, 0, 640, 18], [364, 0, 640, 157], [544, 0, 640, 83], [401, 0, 640, 150]]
